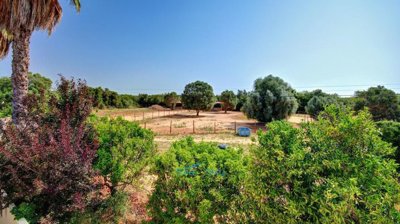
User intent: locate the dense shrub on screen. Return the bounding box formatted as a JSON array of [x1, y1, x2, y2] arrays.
[[138, 94, 165, 108], [89, 87, 139, 109], [148, 137, 248, 223], [90, 116, 155, 194], [243, 75, 298, 122], [0, 77, 101, 223], [376, 120, 400, 165], [181, 81, 214, 116], [244, 106, 400, 223], [354, 85, 400, 121], [305, 94, 340, 117]]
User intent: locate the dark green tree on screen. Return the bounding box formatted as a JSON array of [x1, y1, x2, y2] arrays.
[[181, 81, 214, 116], [295, 89, 327, 113], [243, 75, 298, 122], [354, 86, 400, 121], [235, 90, 249, 111], [305, 94, 340, 117], [220, 90, 237, 113]]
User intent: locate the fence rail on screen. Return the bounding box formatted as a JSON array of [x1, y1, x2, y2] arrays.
[[140, 120, 266, 135]]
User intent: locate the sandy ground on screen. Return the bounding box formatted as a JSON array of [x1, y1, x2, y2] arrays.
[[95, 108, 313, 151]]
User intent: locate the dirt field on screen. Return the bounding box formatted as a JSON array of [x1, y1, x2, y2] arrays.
[[95, 109, 312, 152]]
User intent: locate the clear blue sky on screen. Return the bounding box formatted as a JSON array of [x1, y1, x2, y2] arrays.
[[0, 0, 399, 95]]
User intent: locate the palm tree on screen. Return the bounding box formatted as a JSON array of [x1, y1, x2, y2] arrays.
[[0, 0, 81, 125]]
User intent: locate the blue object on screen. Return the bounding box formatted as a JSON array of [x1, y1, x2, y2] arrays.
[[218, 144, 228, 149], [237, 126, 251, 137]]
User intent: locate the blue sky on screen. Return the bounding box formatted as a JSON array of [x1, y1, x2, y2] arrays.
[[0, 0, 399, 95]]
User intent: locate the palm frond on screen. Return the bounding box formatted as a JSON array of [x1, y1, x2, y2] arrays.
[[0, 0, 82, 35], [0, 30, 12, 59], [70, 0, 81, 12]]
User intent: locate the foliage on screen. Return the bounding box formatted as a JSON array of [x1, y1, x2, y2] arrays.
[[90, 116, 155, 194], [70, 191, 129, 224], [164, 92, 180, 109], [235, 89, 248, 111], [0, 73, 53, 118], [0, 0, 81, 58], [243, 75, 298, 122], [0, 77, 101, 223], [244, 106, 400, 223], [220, 90, 237, 113], [354, 85, 400, 121], [137, 93, 165, 108], [181, 81, 214, 116], [295, 89, 327, 114], [305, 94, 340, 117], [376, 120, 400, 165], [89, 87, 138, 109], [148, 137, 248, 223]]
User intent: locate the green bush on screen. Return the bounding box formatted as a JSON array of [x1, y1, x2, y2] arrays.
[[90, 116, 155, 193], [148, 137, 248, 223], [376, 120, 400, 165], [70, 192, 128, 224], [244, 106, 400, 223]]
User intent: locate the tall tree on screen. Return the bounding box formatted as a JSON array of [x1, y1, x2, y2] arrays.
[[0, 0, 81, 125], [220, 90, 237, 113], [354, 86, 400, 121], [243, 75, 298, 122], [182, 81, 214, 116]]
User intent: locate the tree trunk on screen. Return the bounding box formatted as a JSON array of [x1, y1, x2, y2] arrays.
[[196, 110, 200, 116], [11, 29, 32, 125]]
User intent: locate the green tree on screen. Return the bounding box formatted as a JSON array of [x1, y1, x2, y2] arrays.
[[0, 0, 81, 125], [295, 89, 327, 114], [235, 90, 248, 111], [0, 73, 52, 118], [220, 90, 237, 113], [376, 120, 400, 166], [354, 86, 400, 121], [181, 81, 214, 116], [148, 137, 248, 223], [244, 106, 400, 223], [243, 75, 298, 122], [164, 92, 180, 110], [305, 94, 340, 117]]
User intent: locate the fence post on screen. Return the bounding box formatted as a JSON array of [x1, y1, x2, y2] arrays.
[[170, 120, 172, 134], [214, 122, 216, 134], [234, 121, 237, 134], [193, 120, 195, 134]]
